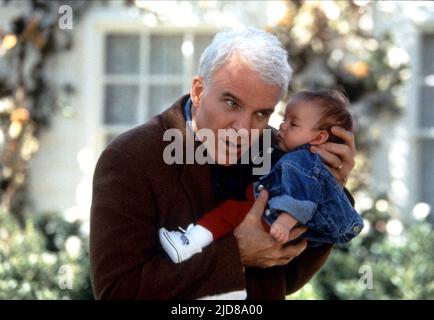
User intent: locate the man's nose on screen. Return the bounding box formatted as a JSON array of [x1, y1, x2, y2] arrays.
[[233, 114, 252, 132], [279, 121, 286, 131], [230, 115, 252, 145]]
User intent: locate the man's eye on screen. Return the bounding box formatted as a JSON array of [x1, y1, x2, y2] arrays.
[[290, 121, 298, 127], [256, 111, 270, 119], [225, 100, 237, 108]]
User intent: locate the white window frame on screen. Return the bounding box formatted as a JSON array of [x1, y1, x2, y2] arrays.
[[409, 26, 434, 211], [81, 7, 218, 158]]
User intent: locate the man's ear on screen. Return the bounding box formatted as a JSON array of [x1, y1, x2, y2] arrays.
[[190, 76, 205, 108], [310, 130, 329, 145]]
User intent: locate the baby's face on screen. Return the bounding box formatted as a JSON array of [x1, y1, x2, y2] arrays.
[[277, 101, 323, 152]]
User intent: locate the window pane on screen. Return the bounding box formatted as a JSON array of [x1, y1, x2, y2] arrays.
[[420, 34, 434, 128], [105, 34, 140, 75], [150, 35, 183, 75], [148, 85, 184, 117], [418, 139, 434, 212], [419, 87, 434, 128], [104, 84, 139, 125], [193, 34, 214, 75], [422, 34, 434, 77]]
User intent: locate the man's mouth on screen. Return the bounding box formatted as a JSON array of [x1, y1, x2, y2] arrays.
[[226, 139, 241, 148], [223, 137, 251, 157], [225, 140, 243, 154]]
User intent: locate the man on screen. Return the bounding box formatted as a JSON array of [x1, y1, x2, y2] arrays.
[[90, 27, 356, 299]]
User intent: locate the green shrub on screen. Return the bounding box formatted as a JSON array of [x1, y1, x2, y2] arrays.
[[0, 210, 92, 299], [289, 218, 434, 299]]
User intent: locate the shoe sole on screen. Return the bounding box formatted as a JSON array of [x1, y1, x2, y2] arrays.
[[159, 228, 181, 263]]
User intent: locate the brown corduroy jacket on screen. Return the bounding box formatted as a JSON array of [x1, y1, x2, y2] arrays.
[[90, 95, 333, 300]]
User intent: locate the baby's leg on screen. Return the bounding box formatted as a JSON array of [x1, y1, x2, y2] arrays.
[[198, 184, 255, 240], [198, 198, 252, 240], [160, 185, 255, 263], [270, 213, 298, 243]]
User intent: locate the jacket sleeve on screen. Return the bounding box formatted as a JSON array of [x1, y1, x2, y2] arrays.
[[284, 243, 333, 295], [90, 147, 245, 299]]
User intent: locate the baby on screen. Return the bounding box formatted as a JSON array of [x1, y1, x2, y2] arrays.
[[159, 89, 364, 263]]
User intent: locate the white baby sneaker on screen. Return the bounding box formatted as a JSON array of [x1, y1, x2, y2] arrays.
[[159, 224, 203, 263]]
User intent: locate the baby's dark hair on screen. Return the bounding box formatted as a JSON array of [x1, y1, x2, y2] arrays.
[[288, 89, 354, 144]]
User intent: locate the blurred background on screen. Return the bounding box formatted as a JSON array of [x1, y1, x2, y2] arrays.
[[0, 0, 433, 299]]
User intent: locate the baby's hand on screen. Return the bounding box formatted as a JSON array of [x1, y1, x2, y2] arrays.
[[270, 213, 298, 243]]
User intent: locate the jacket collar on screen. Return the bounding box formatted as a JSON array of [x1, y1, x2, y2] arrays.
[[160, 94, 190, 133], [159, 94, 216, 215]]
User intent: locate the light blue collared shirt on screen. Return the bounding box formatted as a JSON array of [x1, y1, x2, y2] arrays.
[[184, 97, 193, 132]]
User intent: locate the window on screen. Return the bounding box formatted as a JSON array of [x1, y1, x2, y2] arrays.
[[101, 31, 214, 145], [416, 33, 434, 210]]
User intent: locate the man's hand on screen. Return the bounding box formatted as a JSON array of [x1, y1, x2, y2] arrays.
[[310, 126, 356, 186], [234, 189, 307, 268]]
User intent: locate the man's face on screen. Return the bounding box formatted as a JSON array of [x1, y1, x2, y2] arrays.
[[190, 55, 282, 165]]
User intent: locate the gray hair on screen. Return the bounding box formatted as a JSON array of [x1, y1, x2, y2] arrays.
[[198, 26, 292, 96]]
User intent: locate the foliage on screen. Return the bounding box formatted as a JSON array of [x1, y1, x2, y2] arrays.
[[0, 0, 93, 300], [0, 209, 92, 299], [0, 0, 90, 216], [289, 207, 434, 299]]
